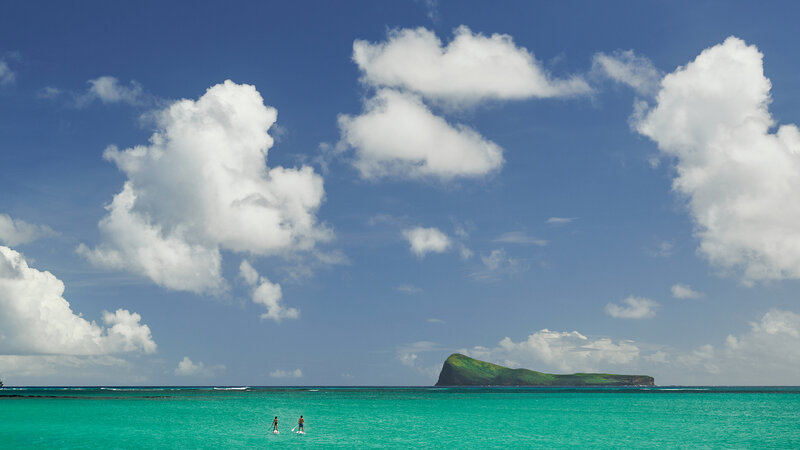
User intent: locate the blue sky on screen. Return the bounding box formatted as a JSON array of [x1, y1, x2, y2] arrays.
[[2, 1, 800, 386]]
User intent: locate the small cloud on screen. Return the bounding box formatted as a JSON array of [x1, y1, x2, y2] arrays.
[[174, 356, 225, 377], [483, 249, 526, 272], [353, 26, 591, 106], [451, 221, 472, 258], [647, 240, 674, 258], [461, 329, 640, 374], [0, 214, 56, 246], [671, 283, 704, 299], [239, 260, 260, 286], [269, 123, 289, 143], [269, 368, 303, 379], [645, 351, 670, 364], [453, 222, 470, 239], [0, 58, 15, 86], [427, 318, 445, 324], [339, 89, 504, 180], [402, 226, 451, 258], [75, 76, 153, 108], [546, 217, 575, 226], [470, 248, 529, 282], [367, 213, 405, 227], [493, 231, 548, 246], [416, 0, 439, 22], [395, 284, 421, 294], [36, 86, 61, 99], [605, 296, 658, 319], [238, 260, 299, 322], [397, 341, 442, 379], [591, 49, 662, 97]]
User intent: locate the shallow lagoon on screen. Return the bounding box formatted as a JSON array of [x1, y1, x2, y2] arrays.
[[2, 386, 799, 448]]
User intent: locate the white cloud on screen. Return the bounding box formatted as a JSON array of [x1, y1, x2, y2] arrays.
[[453, 223, 469, 239], [239, 260, 298, 322], [427, 318, 445, 324], [646, 240, 674, 258], [174, 356, 225, 377], [635, 37, 800, 285], [546, 217, 575, 225], [353, 26, 590, 106], [723, 310, 800, 375], [269, 368, 303, 378], [78, 80, 331, 295], [605, 296, 658, 319], [397, 341, 442, 379], [338, 89, 504, 180], [418, 0, 439, 22], [0, 245, 156, 355], [252, 278, 295, 322], [0, 59, 15, 86], [239, 260, 260, 286], [464, 309, 800, 384], [470, 248, 528, 281], [402, 226, 451, 258], [394, 284, 421, 294], [676, 309, 800, 384], [464, 329, 640, 373], [36, 86, 61, 99], [671, 283, 704, 299], [493, 231, 547, 246], [592, 49, 661, 96], [0, 214, 55, 246], [77, 76, 148, 107], [482, 249, 509, 270]]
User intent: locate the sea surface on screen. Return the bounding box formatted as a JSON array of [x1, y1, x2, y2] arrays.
[[1, 386, 799, 448]]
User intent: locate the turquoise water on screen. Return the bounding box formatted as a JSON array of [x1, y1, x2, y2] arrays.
[[2, 387, 799, 448]]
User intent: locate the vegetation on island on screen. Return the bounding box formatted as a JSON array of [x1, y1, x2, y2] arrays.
[[435, 353, 654, 386]]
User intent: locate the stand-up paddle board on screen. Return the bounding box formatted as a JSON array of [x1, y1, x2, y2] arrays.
[[296, 431, 305, 435], [272, 430, 279, 435]]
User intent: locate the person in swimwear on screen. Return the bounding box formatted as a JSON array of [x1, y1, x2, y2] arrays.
[[298, 415, 304, 432], [272, 416, 278, 432]]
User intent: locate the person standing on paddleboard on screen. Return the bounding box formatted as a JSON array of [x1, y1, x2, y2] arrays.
[[272, 416, 278, 432], [298, 415, 304, 432]]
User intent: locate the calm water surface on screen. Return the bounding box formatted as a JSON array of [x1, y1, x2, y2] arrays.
[[1, 386, 799, 448]]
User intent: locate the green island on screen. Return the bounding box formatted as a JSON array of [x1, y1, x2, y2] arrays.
[[435, 353, 654, 386]]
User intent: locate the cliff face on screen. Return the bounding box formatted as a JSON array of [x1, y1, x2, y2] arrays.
[[435, 353, 654, 387]]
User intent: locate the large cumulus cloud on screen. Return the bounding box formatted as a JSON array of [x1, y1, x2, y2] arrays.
[[79, 80, 331, 294], [0, 245, 156, 355], [636, 37, 800, 284]]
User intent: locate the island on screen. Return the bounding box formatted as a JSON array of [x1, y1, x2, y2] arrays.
[[435, 353, 654, 386]]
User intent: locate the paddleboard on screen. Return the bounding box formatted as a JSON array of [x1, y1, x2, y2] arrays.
[[272, 430, 279, 435], [296, 431, 305, 435]]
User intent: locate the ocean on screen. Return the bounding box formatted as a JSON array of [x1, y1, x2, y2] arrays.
[[1, 386, 799, 448]]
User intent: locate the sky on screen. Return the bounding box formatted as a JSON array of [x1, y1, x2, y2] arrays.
[[2, 0, 800, 386]]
